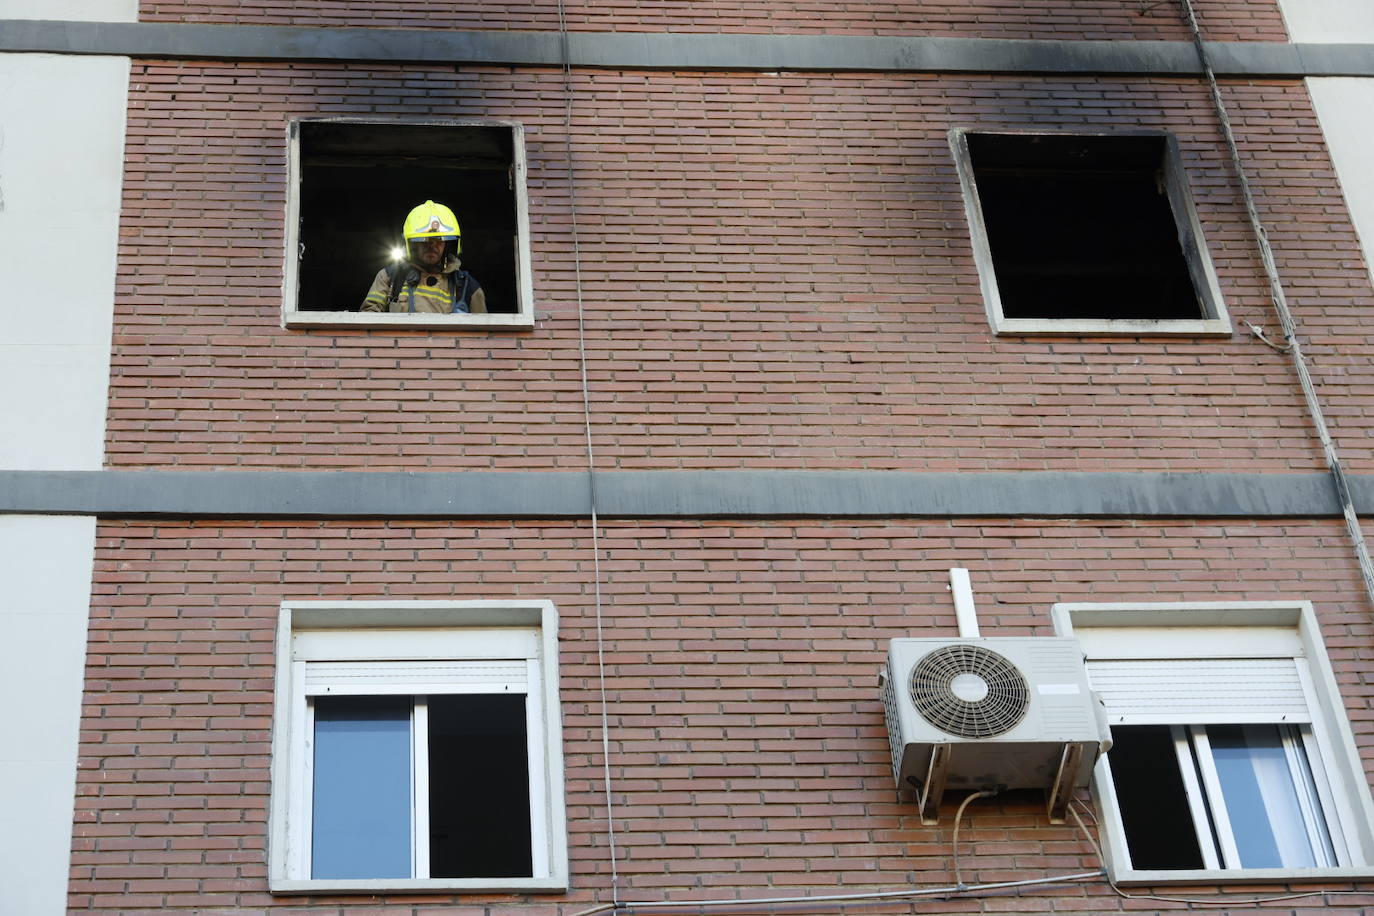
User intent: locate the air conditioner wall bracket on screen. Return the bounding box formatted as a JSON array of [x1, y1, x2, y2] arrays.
[[1046, 742, 1083, 824], [918, 744, 951, 825]]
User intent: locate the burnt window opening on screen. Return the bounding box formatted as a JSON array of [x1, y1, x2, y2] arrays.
[[953, 131, 1229, 334], [286, 119, 533, 328]]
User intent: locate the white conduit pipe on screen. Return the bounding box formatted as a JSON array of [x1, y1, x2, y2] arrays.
[[568, 871, 1107, 916], [949, 567, 981, 638], [1178, 0, 1374, 609]]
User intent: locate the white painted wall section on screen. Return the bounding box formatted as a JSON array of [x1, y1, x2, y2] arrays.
[[0, 0, 138, 20], [1302, 78, 1374, 291], [0, 51, 128, 470], [1279, 0, 1374, 42], [1279, 0, 1374, 291], [0, 3, 133, 913], [0, 516, 98, 916]]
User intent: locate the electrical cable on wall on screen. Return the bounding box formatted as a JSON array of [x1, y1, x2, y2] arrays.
[[949, 789, 997, 888], [569, 872, 1107, 916], [1177, 0, 1374, 610], [566, 803, 1374, 916], [557, 0, 622, 903]]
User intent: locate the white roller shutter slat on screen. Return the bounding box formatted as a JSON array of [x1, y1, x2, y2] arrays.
[[1087, 657, 1310, 724], [305, 659, 528, 694]]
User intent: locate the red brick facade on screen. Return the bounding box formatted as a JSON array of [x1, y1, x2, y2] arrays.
[[136, 0, 1289, 42], [68, 0, 1374, 911], [109, 66, 1374, 473], [75, 519, 1374, 912]]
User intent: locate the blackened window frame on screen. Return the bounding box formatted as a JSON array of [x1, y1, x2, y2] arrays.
[[282, 117, 535, 330], [950, 128, 1232, 337]]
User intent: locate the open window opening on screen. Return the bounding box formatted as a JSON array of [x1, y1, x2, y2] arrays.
[[1107, 723, 1339, 872], [952, 131, 1230, 335], [1106, 724, 1208, 871], [284, 119, 534, 329], [428, 694, 533, 878]]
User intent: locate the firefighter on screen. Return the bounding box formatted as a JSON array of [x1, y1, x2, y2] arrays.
[[360, 200, 487, 313]]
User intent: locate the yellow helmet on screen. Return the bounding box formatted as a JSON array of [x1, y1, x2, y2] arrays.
[[402, 200, 462, 263]]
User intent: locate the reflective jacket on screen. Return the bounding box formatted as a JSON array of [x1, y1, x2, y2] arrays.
[[360, 259, 487, 314]]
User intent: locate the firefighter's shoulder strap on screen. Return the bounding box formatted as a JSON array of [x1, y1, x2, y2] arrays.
[[385, 263, 417, 304]]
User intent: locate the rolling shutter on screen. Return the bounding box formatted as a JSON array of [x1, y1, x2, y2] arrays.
[[304, 659, 529, 695], [1086, 657, 1310, 725]]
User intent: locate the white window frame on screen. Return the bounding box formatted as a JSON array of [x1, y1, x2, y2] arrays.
[[282, 117, 536, 330], [950, 128, 1232, 337], [268, 600, 568, 894], [1169, 723, 1339, 870], [1051, 600, 1374, 884]]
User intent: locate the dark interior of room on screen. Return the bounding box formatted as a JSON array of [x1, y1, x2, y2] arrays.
[[968, 133, 1204, 321], [296, 121, 520, 313]]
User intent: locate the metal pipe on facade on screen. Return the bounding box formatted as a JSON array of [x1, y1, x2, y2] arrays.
[[1178, 0, 1374, 610]]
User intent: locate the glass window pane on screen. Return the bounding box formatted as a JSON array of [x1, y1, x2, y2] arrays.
[[1208, 724, 1323, 869], [312, 695, 413, 879], [428, 693, 532, 878]]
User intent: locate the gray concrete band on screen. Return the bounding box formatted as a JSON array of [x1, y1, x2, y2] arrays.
[[0, 470, 1360, 520], [3, 20, 1374, 76]]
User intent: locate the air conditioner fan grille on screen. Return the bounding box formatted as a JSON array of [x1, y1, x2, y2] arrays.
[[909, 644, 1030, 738]]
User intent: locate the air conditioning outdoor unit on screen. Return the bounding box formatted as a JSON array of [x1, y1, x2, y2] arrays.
[[881, 637, 1110, 824]]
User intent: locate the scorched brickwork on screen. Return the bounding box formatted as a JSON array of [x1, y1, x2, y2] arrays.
[[109, 67, 1374, 472]]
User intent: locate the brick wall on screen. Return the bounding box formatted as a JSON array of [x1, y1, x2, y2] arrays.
[[107, 66, 1374, 473], [74, 4, 1374, 913], [71, 518, 1374, 913], [135, 0, 1290, 43]]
